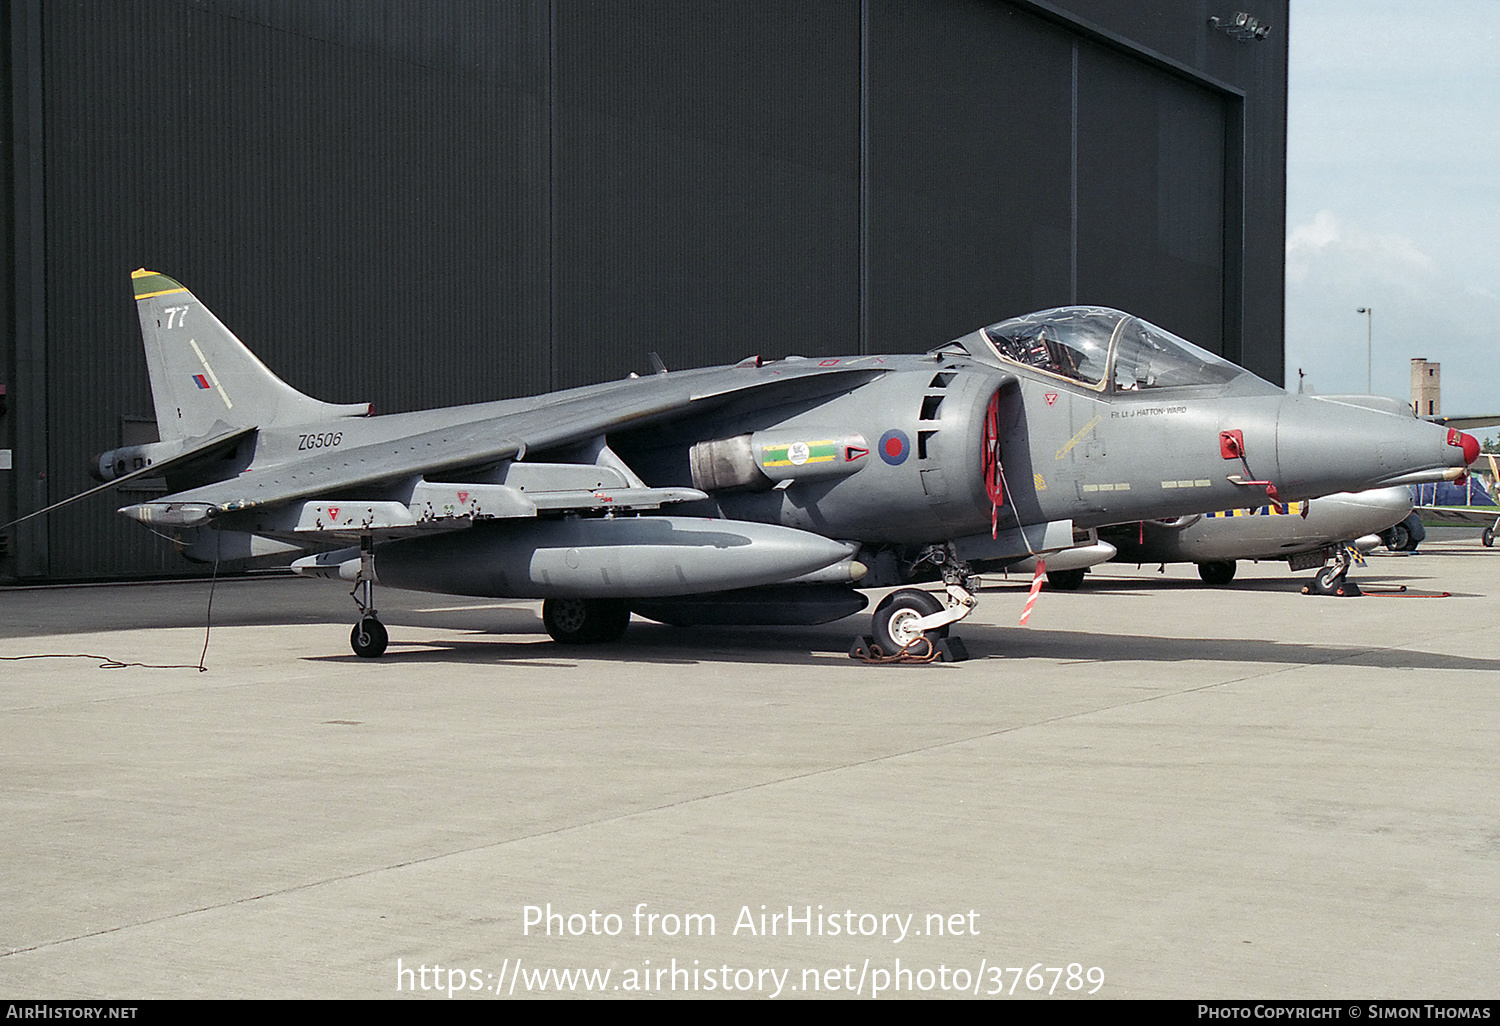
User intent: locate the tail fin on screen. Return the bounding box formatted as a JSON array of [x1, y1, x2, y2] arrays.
[[131, 269, 370, 442]]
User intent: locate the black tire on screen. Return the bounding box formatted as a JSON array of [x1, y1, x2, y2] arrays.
[[543, 598, 631, 644], [1401, 512, 1425, 550], [1197, 560, 1237, 586], [1483, 527, 1495, 548], [350, 617, 389, 658], [871, 588, 948, 654], [1310, 565, 1343, 596], [1046, 568, 1086, 590], [1388, 524, 1409, 552]]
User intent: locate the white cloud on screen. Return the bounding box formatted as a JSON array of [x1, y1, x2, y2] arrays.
[[1286, 210, 1339, 253], [1278, 5, 1500, 414], [1285, 209, 1499, 409], [1286, 210, 1435, 287], [1285, 2, 1500, 411]]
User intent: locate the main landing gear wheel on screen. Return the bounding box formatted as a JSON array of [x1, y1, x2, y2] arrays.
[[1046, 568, 1087, 590], [351, 616, 388, 658], [1197, 560, 1237, 586], [871, 588, 949, 654], [1388, 524, 1410, 552], [542, 598, 631, 644], [1483, 527, 1495, 548]]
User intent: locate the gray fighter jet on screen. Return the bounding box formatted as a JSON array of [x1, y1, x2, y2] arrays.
[[72, 272, 1476, 657], [1037, 486, 1413, 593]]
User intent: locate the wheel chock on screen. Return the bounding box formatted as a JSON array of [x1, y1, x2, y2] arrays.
[[934, 637, 969, 662], [1301, 580, 1362, 597], [848, 634, 970, 663]]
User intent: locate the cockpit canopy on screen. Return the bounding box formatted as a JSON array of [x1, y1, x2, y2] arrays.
[[974, 307, 1243, 392]]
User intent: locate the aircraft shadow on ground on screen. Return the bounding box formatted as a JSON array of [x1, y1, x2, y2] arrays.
[[954, 625, 1500, 674], [299, 619, 1500, 675], [1056, 574, 1478, 598]]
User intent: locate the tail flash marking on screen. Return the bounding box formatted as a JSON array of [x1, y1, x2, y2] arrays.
[[188, 338, 234, 410]]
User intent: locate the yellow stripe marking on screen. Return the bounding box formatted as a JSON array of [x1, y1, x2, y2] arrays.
[[1054, 415, 1101, 460], [763, 456, 836, 467], [135, 287, 189, 300]]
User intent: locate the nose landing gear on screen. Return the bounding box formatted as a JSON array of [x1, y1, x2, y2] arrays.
[[1302, 545, 1361, 598], [853, 547, 976, 662], [871, 588, 950, 653]]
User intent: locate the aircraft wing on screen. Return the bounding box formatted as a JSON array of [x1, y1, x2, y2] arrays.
[[151, 361, 887, 517], [1416, 505, 1500, 527], [1427, 414, 1500, 430]]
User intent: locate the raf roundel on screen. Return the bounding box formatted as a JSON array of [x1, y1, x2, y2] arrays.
[[878, 429, 910, 466]]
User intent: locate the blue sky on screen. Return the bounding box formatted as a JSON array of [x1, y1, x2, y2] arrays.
[[1285, 0, 1500, 414]]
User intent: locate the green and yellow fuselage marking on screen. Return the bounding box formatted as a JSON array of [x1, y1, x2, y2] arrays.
[[762, 440, 839, 468]]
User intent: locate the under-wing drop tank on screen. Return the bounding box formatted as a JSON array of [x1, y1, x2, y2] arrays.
[[294, 516, 855, 599]]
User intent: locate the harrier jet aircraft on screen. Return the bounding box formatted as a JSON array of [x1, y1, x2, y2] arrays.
[[61, 272, 1477, 657]]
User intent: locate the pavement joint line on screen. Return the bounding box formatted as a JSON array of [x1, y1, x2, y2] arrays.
[[0, 641, 1381, 962]]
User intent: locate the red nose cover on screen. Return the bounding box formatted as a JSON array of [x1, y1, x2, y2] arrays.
[[1458, 431, 1481, 466]]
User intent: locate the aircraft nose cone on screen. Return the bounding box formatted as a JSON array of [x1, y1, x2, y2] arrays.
[[1276, 396, 1468, 499]]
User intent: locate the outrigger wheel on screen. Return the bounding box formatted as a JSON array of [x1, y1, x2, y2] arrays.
[[1483, 527, 1495, 548], [542, 598, 631, 644], [348, 534, 389, 657], [871, 588, 950, 654], [351, 616, 389, 658]]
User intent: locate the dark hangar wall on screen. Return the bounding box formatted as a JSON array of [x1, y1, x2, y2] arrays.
[[1, 0, 1288, 581]]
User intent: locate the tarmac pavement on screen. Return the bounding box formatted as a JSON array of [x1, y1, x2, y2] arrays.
[[1, 534, 1496, 999]]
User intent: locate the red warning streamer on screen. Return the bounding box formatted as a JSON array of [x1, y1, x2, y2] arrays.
[[1019, 558, 1046, 626]]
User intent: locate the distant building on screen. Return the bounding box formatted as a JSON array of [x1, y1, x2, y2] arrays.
[[1412, 359, 1441, 418]]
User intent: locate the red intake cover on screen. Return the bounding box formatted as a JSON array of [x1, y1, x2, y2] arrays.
[[1219, 430, 1244, 460]]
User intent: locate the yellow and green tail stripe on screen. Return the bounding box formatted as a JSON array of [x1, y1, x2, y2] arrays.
[[132, 268, 189, 301]]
